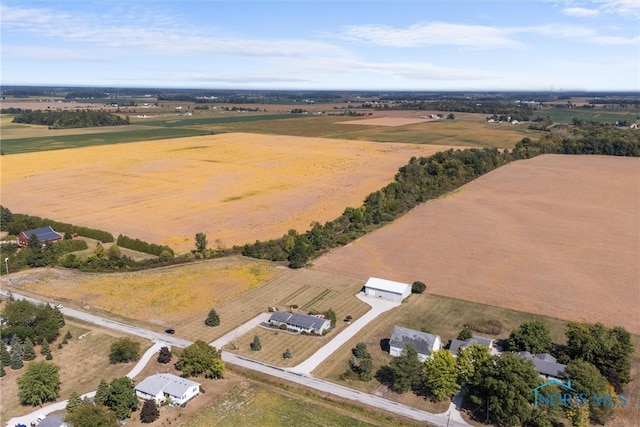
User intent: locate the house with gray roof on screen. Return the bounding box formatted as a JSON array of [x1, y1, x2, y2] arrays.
[[389, 326, 441, 362], [268, 311, 331, 335], [134, 373, 200, 405], [517, 351, 566, 379], [449, 335, 497, 356]]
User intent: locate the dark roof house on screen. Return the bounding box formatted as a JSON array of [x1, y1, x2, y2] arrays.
[[449, 335, 495, 355], [17, 226, 62, 246], [517, 351, 566, 379], [269, 311, 331, 334], [389, 326, 441, 362]]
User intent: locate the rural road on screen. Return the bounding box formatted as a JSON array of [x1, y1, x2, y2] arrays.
[[4, 341, 165, 427], [1, 288, 470, 427]]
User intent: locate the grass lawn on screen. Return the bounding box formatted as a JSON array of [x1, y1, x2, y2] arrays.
[[0, 318, 151, 421]]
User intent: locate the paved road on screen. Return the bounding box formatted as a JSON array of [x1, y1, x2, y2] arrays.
[[1, 289, 470, 427]]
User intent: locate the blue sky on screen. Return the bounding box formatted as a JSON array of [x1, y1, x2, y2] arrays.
[[1, 0, 639, 91]]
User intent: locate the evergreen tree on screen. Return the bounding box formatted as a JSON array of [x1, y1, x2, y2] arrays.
[[105, 377, 138, 420], [22, 337, 36, 361], [204, 309, 220, 327], [45, 351, 53, 361], [140, 399, 160, 423], [324, 308, 337, 328], [283, 348, 292, 359], [389, 345, 422, 393], [94, 379, 110, 406], [10, 340, 24, 370], [0, 364, 6, 377], [0, 342, 11, 366], [40, 340, 50, 356], [250, 335, 262, 351], [66, 390, 84, 413], [65, 330, 73, 340]]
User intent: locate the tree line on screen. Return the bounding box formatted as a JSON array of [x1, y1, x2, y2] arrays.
[[241, 123, 640, 268], [7, 109, 129, 128]]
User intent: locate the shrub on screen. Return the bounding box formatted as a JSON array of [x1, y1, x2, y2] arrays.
[[279, 324, 288, 330], [204, 309, 220, 327], [109, 337, 141, 364], [411, 281, 426, 294]]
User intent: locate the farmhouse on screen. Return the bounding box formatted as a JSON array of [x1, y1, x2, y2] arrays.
[[363, 277, 411, 302], [517, 351, 567, 379], [268, 311, 331, 334], [389, 325, 441, 362], [134, 373, 200, 405], [18, 226, 62, 246], [449, 335, 498, 355]]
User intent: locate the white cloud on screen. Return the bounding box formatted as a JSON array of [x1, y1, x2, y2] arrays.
[[595, 0, 640, 19], [561, 7, 601, 17], [338, 22, 520, 48], [0, 4, 347, 58]]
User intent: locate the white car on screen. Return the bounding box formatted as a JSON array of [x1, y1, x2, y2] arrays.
[[55, 304, 63, 309]]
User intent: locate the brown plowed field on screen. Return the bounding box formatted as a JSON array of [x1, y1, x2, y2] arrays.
[[311, 155, 640, 334], [1, 133, 452, 253]]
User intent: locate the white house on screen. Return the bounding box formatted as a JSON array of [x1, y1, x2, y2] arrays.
[[134, 373, 200, 405], [389, 326, 441, 362], [268, 311, 331, 334], [363, 277, 411, 302]]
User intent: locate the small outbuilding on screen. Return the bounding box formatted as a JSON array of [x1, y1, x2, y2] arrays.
[[268, 311, 331, 335], [134, 373, 200, 405], [18, 226, 62, 247], [389, 325, 441, 362], [363, 277, 411, 302], [449, 335, 497, 356]]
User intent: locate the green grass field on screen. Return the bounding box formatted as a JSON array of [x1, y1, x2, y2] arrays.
[[539, 108, 639, 124], [0, 127, 212, 154], [189, 380, 413, 427]]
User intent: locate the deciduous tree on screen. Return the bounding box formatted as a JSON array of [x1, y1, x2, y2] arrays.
[[65, 402, 119, 427], [411, 281, 426, 294], [508, 320, 552, 354], [423, 349, 459, 401], [17, 361, 60, 406], [109, 337, 141, 364], [565, 360, 615, 425], [176, 340, 225, 379], [195, 232, 207, 254], [466, 352, 540, 426], [105, 377, 138, 419], [456, 326, 473, 341]]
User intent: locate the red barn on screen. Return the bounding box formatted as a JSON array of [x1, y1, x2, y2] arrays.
[[18, 226, 63, 246]]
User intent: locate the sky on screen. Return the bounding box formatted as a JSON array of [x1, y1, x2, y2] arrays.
[[1, 0, 639, 91]]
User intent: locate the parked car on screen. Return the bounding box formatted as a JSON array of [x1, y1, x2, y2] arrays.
[[164, 328, 175, 334], [55, 304, 63, 309]]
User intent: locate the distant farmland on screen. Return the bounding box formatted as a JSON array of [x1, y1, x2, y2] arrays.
[[1, 133, 453, 253], [311, 154, 640, 335]]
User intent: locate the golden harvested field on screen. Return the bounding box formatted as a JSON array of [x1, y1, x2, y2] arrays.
[[311, 155, 640, 334], [6, 257, 283, 335], [1, 133, 452, 253]]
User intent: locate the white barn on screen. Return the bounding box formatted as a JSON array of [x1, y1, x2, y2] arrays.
[[135, 373, 200, 405], [363, 277, 411, 302]]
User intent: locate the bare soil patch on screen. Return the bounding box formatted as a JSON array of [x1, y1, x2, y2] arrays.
[[311, 155, 640, 334], [1, 133, 450, 253]]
